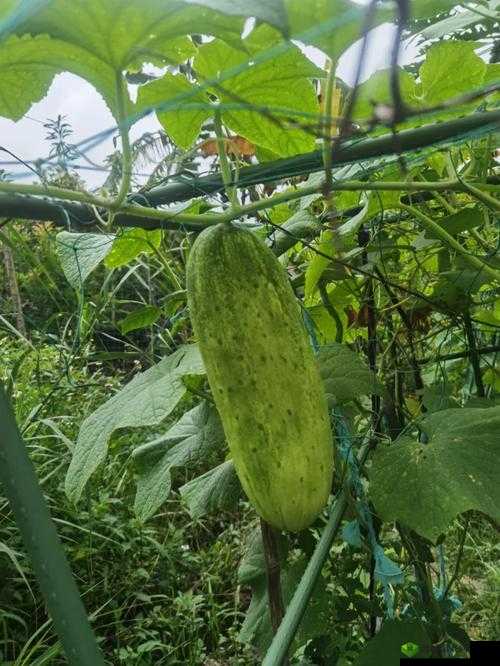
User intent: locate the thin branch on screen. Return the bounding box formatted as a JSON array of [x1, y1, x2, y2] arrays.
[[418, 344, 500, 365], [463, 313, 486, 397], [319, 282, 343, 343], [400, 203, 500, 283], [213, 108, 239, 211], [111, 73, 133, 210], [390, 1, 410, 123], [444, 516, 470, 598]]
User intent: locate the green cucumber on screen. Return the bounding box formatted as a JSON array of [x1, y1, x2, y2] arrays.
[[187, 223, 333, 532]]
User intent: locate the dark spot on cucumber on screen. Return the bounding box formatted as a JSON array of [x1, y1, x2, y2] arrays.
[[300, 476, 304, 483], [286, 408, 292, 416]]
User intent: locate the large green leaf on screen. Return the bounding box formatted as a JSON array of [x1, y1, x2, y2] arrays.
[[318, 343, 383, 403], [193, 32, 320, 156], [353, 620, 431, 666], [350, 68, 419, 120], [0, 0, 242, 123], [56, 232, 114, 290], [420, 41, 487, 105], [285, 0, 364, 60], [430, 269, 488, 313], [15, 0, 244, 69], [423, 206, 483, 239], [237, 526, 288, 585], [0, 33, 117, 120], [65, 345, 205, 503], [370, 407, 500, 541], [119, 305, 161, 335], [137, 73, 211, 149], [304, 230, 336, 300], [134, 402, 224, 521], [179, 460, 241, 519], [181, 0, 288, 32], [104, 228, 162, 269]]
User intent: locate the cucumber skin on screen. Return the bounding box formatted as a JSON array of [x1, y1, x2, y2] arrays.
[[187, 223, 333, 532]]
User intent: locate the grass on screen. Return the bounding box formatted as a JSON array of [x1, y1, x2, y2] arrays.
[[0, 337, 259, 665]]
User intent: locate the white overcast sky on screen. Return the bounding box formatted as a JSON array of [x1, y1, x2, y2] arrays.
[[0, 6, 420, 188]]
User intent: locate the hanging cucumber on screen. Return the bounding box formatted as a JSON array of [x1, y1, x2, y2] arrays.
[[187, 223, 333, 532]]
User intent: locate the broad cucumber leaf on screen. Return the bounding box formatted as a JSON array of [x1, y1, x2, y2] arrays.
[[350, 68, 419, 120], [56, 232, 114, 289], [430, 269, 488, 313], [134, 450, 174, 524], [349, 40, 489, 125], [370, 407, 500, 541], [353, 620, 431, 666], [181, 0, 289, 32], [137, 73, 211, 149], [337, 198, 370, 235], [193, 35, 320, 156], [104, 228, 162, 268], [0, 33, 117, 120], [318, 343, 383, 402], [237, 526, 288, 585], [119, 306, 161, 335], [16, 0, 244, 69], [285, 0, 366, 60], [65, 345, 205, 503], [1, 0, 243, 122], [304, 230, 336, 301], [134, 402, 224, 521], [267, 209, 321, 256], [420, 41, 487, 105], [365, 190, 401, 221], [423, 206, 483, 239], [179, 460, 241, 519]]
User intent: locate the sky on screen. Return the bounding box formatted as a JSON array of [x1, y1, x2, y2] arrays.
[[0, 10, 421, 188]]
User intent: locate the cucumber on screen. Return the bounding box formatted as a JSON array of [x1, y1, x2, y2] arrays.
[[187, 223, 333, 532]]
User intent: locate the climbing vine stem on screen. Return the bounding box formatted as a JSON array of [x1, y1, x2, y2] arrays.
[[214, 108, 239, 212], [111, 72, 133, 211], [400, 203, 500, 284]]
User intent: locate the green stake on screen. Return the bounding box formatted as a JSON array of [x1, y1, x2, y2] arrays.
[[0, 386, 106, 665]]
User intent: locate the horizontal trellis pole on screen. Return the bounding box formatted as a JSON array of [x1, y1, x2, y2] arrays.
[[0, 110, 499, 231], [137, 110, 500, 207]]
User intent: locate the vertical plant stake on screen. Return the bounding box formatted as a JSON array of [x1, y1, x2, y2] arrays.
[[0, 386, 105, 666]]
